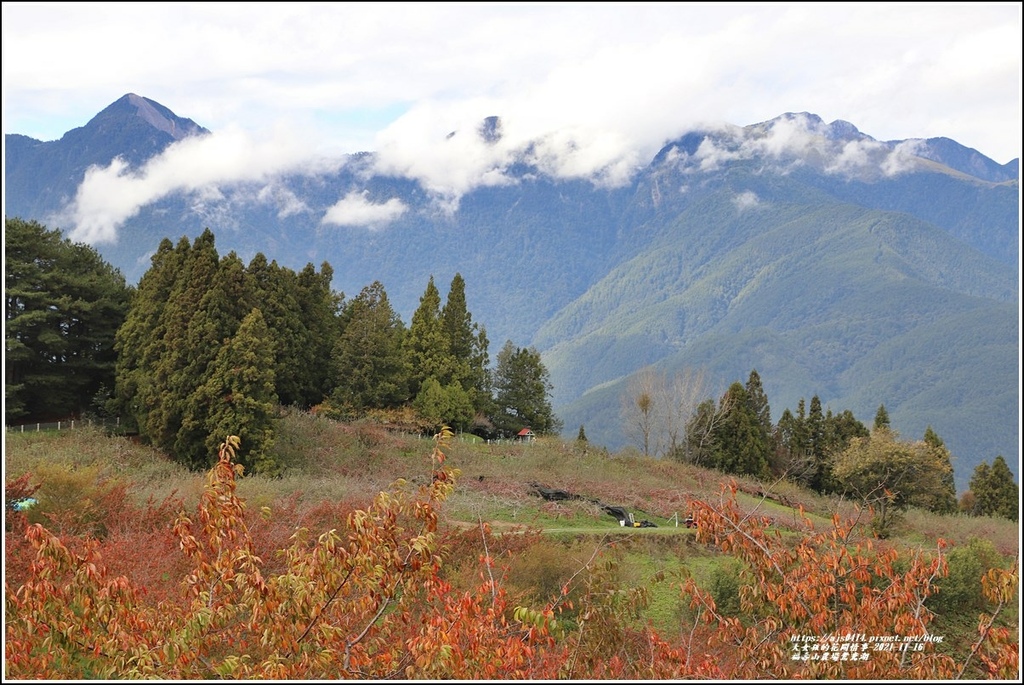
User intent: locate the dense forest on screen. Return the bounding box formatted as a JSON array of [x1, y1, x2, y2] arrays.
[[3, 217, 1020, 679]]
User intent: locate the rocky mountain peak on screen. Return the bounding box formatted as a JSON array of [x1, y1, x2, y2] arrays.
[[86, 93, 209, 141]]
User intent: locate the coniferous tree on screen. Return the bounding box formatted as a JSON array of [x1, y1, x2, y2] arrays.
[[773, 407, 808, 483], [745, 370, 772, 437], [873, 404, 891, 431], [186, 308, 279, 473], [330, 281, 409, 410], [964, 462, 991, 515], [967, 456, 1019, 521], [440, 273, 491, 414], [244, 256, 340, 409], [922, 426, 958, 514], [492, 340, 561, 435], [469, 325, 493, 417], [246, 254, 304, 406], [824, 409, 869, 455], [170, 251, 255, 466], [707, 382, 770, 477], [145, 231, 223, 454], [111, 237, 183, 432], [807, 395, 829, 492], [404, 276, 453, 397], [5, 218, 130, 423], [440, 273, 474, 378], [743, 369, 773, 473], [294, 262, 342, 406]]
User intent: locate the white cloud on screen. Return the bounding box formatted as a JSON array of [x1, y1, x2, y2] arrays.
[[881, 140, 928, 177], [733, 191, 760, 212], [321, 191, 408, 229], [59, 123, 342, 243], [4, 2, 1018, 243]]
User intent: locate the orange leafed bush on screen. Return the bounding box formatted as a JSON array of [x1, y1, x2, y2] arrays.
[[4, 439, 1018, 680]]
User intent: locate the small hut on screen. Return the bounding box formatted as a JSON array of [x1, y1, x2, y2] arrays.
[[516, 427, 536, 442]]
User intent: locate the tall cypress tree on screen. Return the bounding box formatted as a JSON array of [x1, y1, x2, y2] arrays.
[[187, 308, 279, 473], [969, 456, 1019, 521], [331, 281, 409, 410], [923, 426, 958, 514], [745, 369, 772, 435], [873, 404, 891, 431], [145, 231, 222, 453], [745, 369, 773, 470], [404, 276, 453, 397], [441, 273, 474, 366], [112, 237, 183, 433], [170, 251, 253, 466], [710, 382, 770, 478], [247, 254, 308, 407], [294, 261, 342, 407], [807, 395, 829, 492]]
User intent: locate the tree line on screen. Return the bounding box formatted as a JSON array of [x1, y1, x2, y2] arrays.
[[4, 218, 560, 472], [621, 366, 1018, 532]]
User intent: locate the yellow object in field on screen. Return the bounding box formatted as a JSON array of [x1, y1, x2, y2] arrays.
[[633, 522, 641, 528]]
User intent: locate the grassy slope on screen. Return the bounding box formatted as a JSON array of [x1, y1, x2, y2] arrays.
[[4, 416, 1019, 655]]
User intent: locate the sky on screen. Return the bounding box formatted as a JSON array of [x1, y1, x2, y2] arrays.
[[2, 2, 1022, 241]]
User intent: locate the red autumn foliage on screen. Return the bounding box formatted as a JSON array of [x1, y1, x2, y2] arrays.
[[4, 436, 1018, 680]]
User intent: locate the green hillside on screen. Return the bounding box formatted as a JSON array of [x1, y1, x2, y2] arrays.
[[541, 177, 1017, 490]]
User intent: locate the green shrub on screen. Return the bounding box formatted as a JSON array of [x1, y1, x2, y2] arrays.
[[928, 537, 1002, 615], [708, 557, 744, 617]]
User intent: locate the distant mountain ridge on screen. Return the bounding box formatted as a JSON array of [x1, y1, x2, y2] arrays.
[[3, 95, 1019, 490], [5, 93, 209, 221]]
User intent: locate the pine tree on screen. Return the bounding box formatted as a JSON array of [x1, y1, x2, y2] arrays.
[[492, 340, 561, 435], [5, 218, 130, 423]]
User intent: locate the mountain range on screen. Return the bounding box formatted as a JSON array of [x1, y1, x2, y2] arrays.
[[4, 93, 1019, 490]]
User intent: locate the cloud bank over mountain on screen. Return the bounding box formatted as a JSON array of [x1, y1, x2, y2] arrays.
[[58, 109, 969, 244]]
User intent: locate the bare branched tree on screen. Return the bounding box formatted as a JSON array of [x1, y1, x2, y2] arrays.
[[621, 366, 661, 456]]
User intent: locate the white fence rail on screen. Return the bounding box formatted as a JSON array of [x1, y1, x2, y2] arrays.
[[6, 417, 122, 433]]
